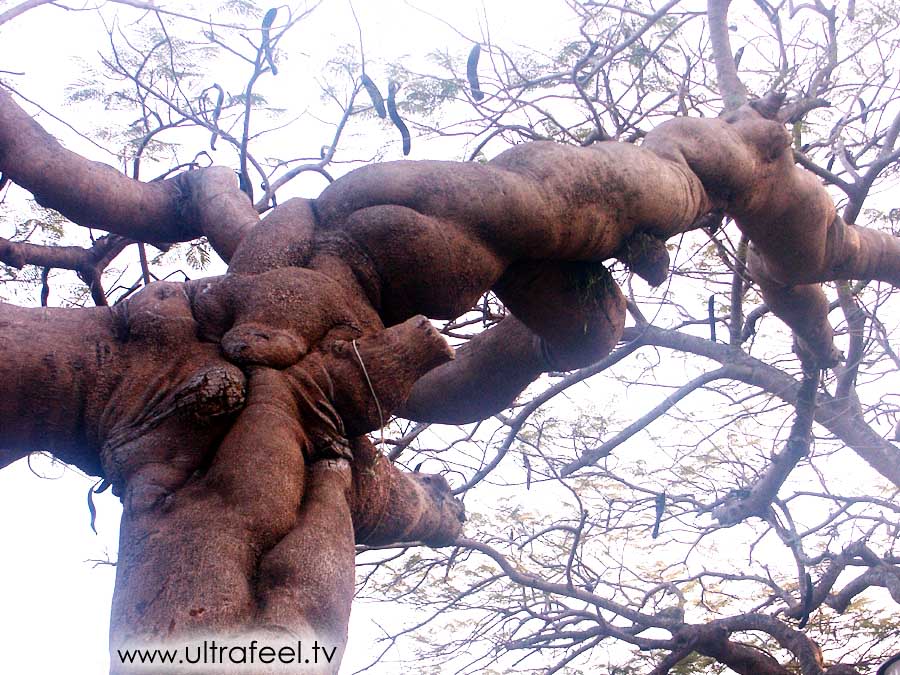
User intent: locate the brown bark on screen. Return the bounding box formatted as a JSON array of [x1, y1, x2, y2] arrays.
[[1, 275, 463, 673], [0, 302, 118, 474], [0, 88, 257, 260], [686, 625, 787, 675], [644, 94, 900, 365]]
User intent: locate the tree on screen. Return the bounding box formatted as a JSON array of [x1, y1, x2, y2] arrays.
[[1, 1, 898, 674]]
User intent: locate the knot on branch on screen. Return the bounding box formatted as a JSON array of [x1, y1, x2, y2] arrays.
[[672, 622, 728, 649], [793, 334, 843, 371], [312, 316, 454, 437], [748, 92, 787, 120], [351, 439, 465, 547], [711, 488, 759, 527], [116, 281, 199, 343], [173, 366, 247, 419], [190, 270, 453, 441], [615, 232, 670, 286], [222, 322, 308, 369]]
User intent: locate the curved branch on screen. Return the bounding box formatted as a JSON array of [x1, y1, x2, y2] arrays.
[[707, 0, 748, 110], [620, 325, 900, 487], [713, 368, 819, 525], [562, 366, 740, 476], [694, 632, 788, 675], [0, 87, 257, 260], [0, 233, 124, 271]]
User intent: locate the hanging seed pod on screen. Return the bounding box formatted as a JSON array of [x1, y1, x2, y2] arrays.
[[387, 80, 411, 156], [467, 43, 484, 101], [262, 8, 278, 75], [361, 73, 386, 118]]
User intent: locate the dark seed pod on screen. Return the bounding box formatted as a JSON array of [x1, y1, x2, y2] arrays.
[[797, 572, 814, 629], [87, 484, 98, 534], [387, 80, 411, 156], [467, 43, 484, 101], [238, 170, 254, 200], [262, 8, 278, 75], [361, 73, 386, 118], [87, 479, 111, 534], [209, 83, 224, 150]]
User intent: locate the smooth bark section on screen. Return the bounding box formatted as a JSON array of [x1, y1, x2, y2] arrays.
[[402, 261, 627, 424], [349, 436, 465, 546], [0, 302, 119, 474], [228, 197, 317, 274], [310, 316, 455, 437], [180, 167, 259, 261], [0, 88, 255, 258], [400, 316, 546, 424], [707, 0, 748, 110], [255, 459, 356, 670], [493, 260, 626, 370]]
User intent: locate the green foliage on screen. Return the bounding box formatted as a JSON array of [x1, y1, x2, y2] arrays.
[[217, 0, 262, 18], [669, 653, 722, 674], [184, 240, 212, 271]]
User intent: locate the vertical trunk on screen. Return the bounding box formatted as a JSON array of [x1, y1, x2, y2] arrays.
[[0, 302, 119, 473]]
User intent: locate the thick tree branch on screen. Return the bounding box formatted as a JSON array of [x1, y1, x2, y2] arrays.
[[0, 88, 257, 260], [693, 630, 788, 675], [828, 564, 900, 612]]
